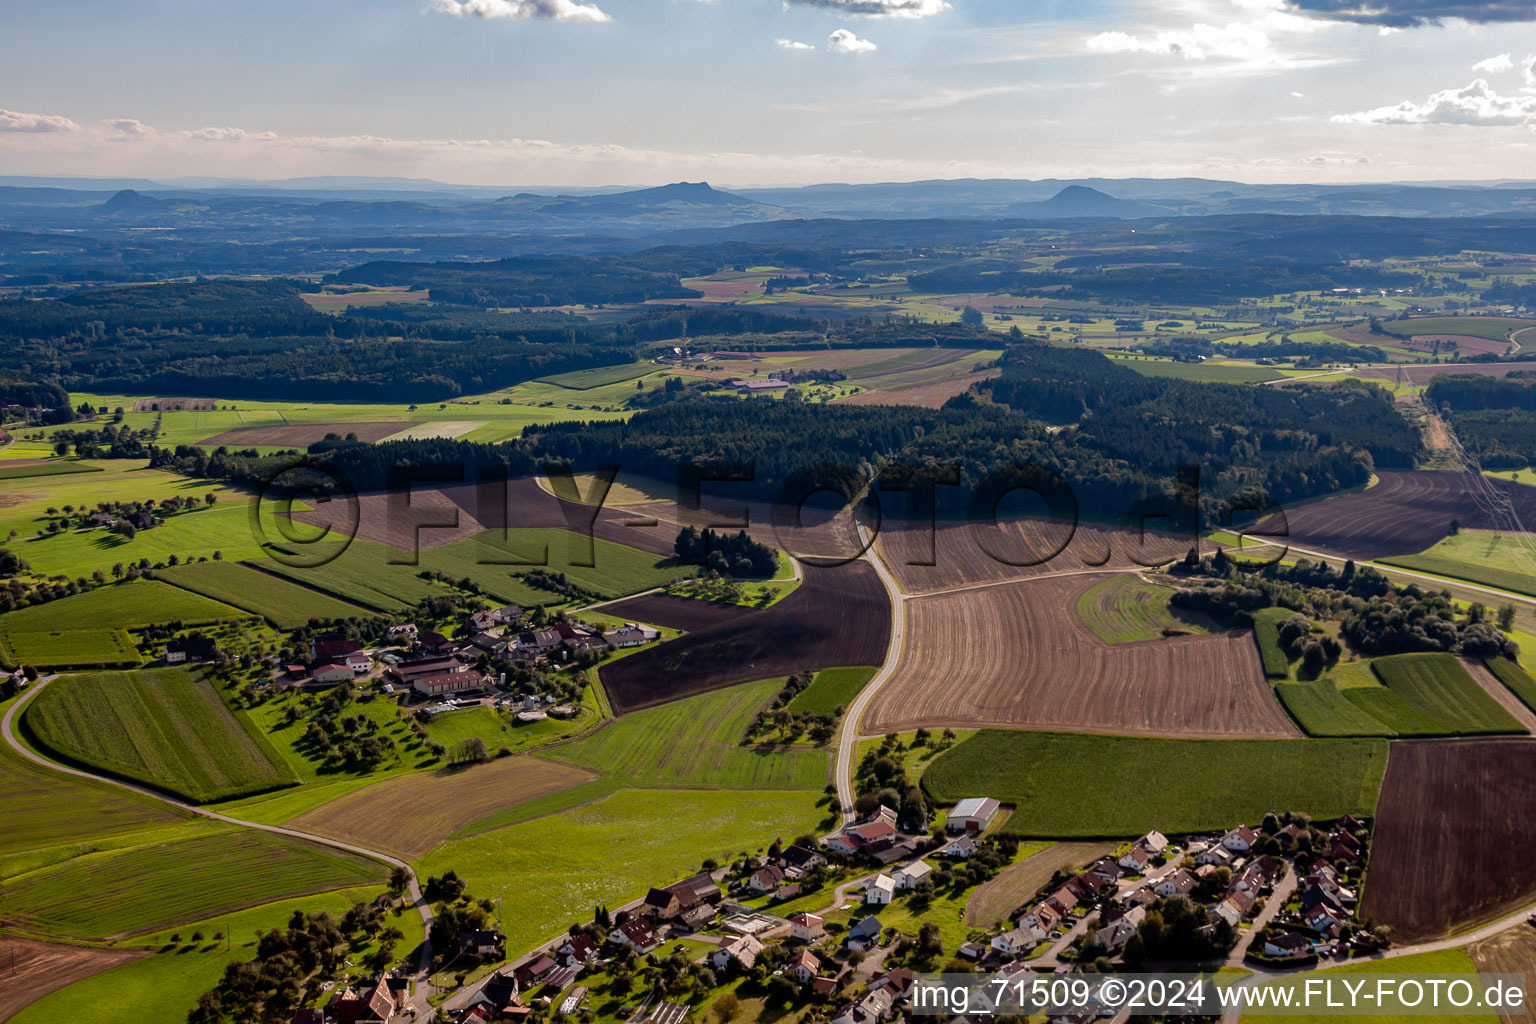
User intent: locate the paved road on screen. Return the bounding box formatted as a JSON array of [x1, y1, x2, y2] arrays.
[[1, 677, 438, 1016]]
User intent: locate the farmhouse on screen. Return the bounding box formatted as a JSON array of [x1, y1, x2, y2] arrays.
[[732, 378, 791, 392], [827, 820, 897, 857], [415, 670, 486, 698], [388, 656, 462, 683], [750, 865, 786, 893], [940, 835, 978, 858], [611, 917, 659, 953], [514, 954, 559, 990], [712, 933, 765, 971], [467, 974, 529, 1022], [865, 874, 896, 905], [312, 636, 362, 661], [310, 662, 355, 686], [162, 636, 220, 664], [893, 861, 932, 890], [947, 797, 1001, 833], [781, 844, 825, 876]]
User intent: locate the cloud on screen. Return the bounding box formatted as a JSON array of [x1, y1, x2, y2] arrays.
[[1526, 53, 1536, 84], [0, 108, 78, 134], [430, 0, 610, 22], [1334, 78, 1536, 126], [775, 37, 816, 49], [828, 27, 878, 52], [1282, 0, 1536, 27], [1473, 53, 1515, 73], [105, 118, 154, 138], [1086, 23, 1272, 62], [785, 0, 948, 18]]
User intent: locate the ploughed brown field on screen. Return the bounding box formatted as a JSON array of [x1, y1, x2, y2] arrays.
[[0, 937, 147, 1021], [594, 592, 758, 632], [1362, 739, 1536, 943], [600, 560, 891, 714], [1472, 926, 1536, 1024], [1248, 470, 1536, 560], [1349, 361, 1536, 386], [288, 755, 594, 859], [876, 516, 1191, 596], [200, 421, 414, 447], [837, 369, 1002, 409], [862, 573, 1295, 737]]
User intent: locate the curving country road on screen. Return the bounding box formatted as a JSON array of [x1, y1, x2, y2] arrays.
[[1, 677, 438, 1014]]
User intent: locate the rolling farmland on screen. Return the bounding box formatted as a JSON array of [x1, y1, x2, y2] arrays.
[[923, 730, 1388, 838], [1076, 574, 1208, 644], [599, 561, 890, 714], [155, 561, 372, 629], [863, 573, 1296, 738], [0, 581, 246, 633], [24, 670, 299, 803], [1369, 652, 1524, 736], [1363, 740, 1536, 943], [784, 666, 878, 716], [0, 829, 386, 941], [0, 627, 139, 669], [0, 938, 148, 1023], [288, 755, 595, 859], [1382, 529, 1536, 598]]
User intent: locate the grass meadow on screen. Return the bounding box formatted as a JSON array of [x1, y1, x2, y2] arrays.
[[923, 730, 1388, 838], [24, 670, 299, 803], [155, 561, 372, 629], [784, 666, 878, 716]]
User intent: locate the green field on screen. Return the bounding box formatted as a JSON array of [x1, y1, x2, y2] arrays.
[[0, 828, 386, 941], [1075, 575, 1208, 644], [0, 626, 139, 669], [784, 666, 878, 716], [922, 730, 1388, 838], [538, 679, 830, 790], [0, 461, 103, 480], [1251, 607, 1293, 678], [535, 362, 655, 390], [262, 529, 680, 613], [1245, 948, 1487, 1024], [1382, 530, 1536, 598], [0, 581, 247, 633], [155, 561, 371, 630], [9, 886, 410, 1024], [1487, 656, 1536, 712], [24, 670, 299, 803], [1383, 316, 1532, 341], [418, 786, 823, 957], [1276, 671, 1398, 738], [1367, 652, 1524, 735], [1109, 356, 1283, 383]]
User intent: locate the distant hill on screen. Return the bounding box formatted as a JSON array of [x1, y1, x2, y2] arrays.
[[1006, 185, 1173, 220], [95, 189, 167, 217], [558, 182, 761, 211]]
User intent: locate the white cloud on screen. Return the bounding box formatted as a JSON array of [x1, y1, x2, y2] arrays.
[[430, 0, 610, 22], [1473, 53, 1514, 74], [1526, 53, 1536, 86], [785, 0, 947, 18], [775, 37, 816, 49], [106, 118, 154, 138], [1086, 23, 1274, 62], [0, 108, 78, 134], [1334, 78, 1536, 127], [828, 28, 878, 53]]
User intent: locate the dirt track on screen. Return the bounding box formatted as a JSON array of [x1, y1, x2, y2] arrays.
[[862, 573, 1295, 738]]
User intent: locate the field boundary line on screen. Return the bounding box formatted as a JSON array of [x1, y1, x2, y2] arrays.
[[1, 678, 439, 1013]]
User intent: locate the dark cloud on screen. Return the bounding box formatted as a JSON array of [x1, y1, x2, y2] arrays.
[[1285, 1, 1536, 27]]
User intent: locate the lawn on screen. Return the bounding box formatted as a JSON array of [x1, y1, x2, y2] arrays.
[[922, 731, 1389, 838], [155, 560, 372, 630], [24, 670, 298, 803], [1382, 529, 1536, 598], [1075, 575, 1208, 645], [1366, 652, 1524, 735], [538, 679, 830, 790], [417, 787, 824, 957], [0, 581, 247, 633], [7, 885, 405, 1024], [784, 666, 878, 716], [1486, 656, 1536, 713], [0, 627, 139, 669], [0, 828, 386, 941]]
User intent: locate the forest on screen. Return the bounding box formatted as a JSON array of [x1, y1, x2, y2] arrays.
[[1427, 373, 1536, 468], [909, 263, 1424, 304], [329, 256, 702, 307]]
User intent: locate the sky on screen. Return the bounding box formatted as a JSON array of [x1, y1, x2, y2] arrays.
[[2, 0, 1536, 187]]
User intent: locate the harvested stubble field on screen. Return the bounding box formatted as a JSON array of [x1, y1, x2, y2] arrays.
[[1352, 361, 1536, 386], [875, 516, 1189, 596], [24, 670, 298, 803], [1362, 739, 1536, 943], [863, 573, 1296, 738], [964, 842, 1116, 927], [199, 421, 413, 446], [923, 730, 1387, 838], [836, 369, 1001, 408], [599, 561, 890, 714], [0, 937, 149, 1022], [1251, 470, 1536, 559], [288, 755, 595, 860], [0, 829, 386, 941]]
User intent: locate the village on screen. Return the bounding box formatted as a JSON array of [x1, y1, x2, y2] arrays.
[[296, 793, 1380, 1024]]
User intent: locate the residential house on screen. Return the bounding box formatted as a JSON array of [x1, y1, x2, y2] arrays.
[[846, 915, 883, 951], [789, 950, 821, 984], [326, 973, 407, 1023], [1087, 860, 1124, 887], [1093, 907, 1146, 955], [893, 860, 931, 890], [990, 926, 1042, 957], [1138, 830, 1169, 855], [163, 636, 219, 664], [1264, 932, 1312, 958], [670, 872, 722, 906], [940, 836, 978, 859], [604, 624, 657, 648], [827, 821, 897, 858], [1018, 903, 1061, 934], [865, 874, 896, 905], [418, 631, 454, 655], [557, 934, 598, 967], [1196, 845, 1235, 869], [1118, 845, 1152, 874], [781, 845, 825, 877], [868, 968, 915, 1002], [712, 934, 765, 971], [312, 636, 361, 661], [750, 865, 785, 894], [467, 632, 507, 656], [514, 954, 559, 990], [1305, 902, 1347, 937], [459, 930, 503, 959], [386, 624, 419, 642], [1155, 870, 1199, 898], [644, 887, 687, 919], [611, 918, 659, 954], [789, 913, 824, 943], [947, 797, 1001, 833], [831, 988, 894, 1024], [491, 605, 524, 625], [1222, 826, 1258, 853], [469, 973, 531, 1022]]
